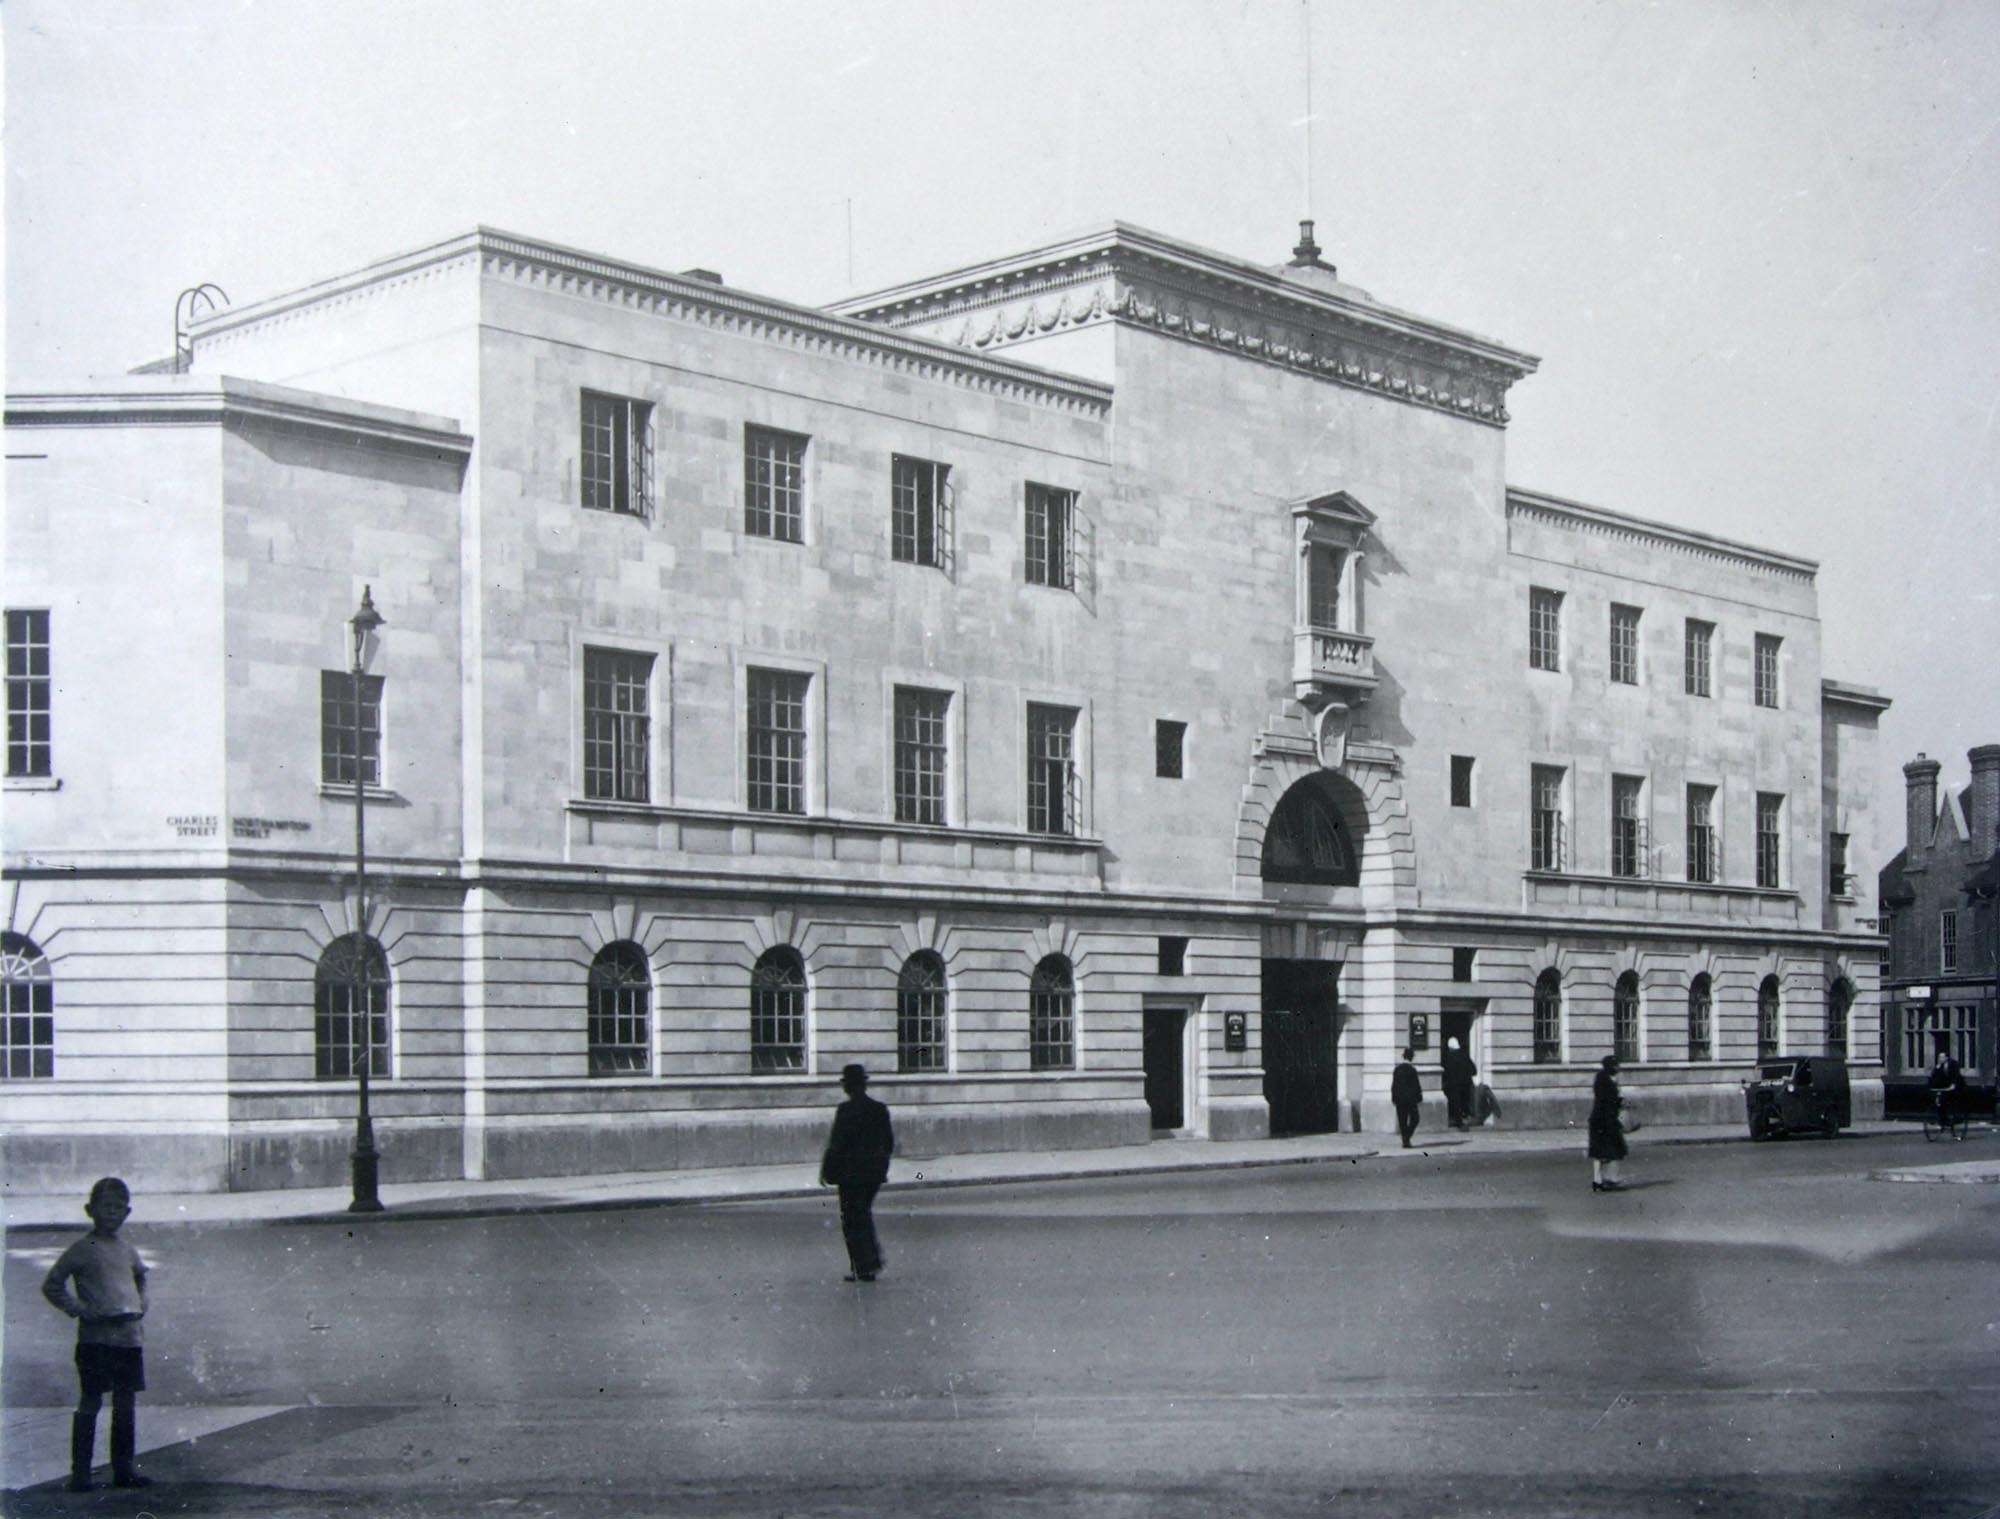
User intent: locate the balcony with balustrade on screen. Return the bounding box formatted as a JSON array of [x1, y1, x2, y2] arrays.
[[1292, 624, 1377, 706]]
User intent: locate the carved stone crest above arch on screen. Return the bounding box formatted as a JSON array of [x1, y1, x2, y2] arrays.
[[1234, 711, 1414, 906]]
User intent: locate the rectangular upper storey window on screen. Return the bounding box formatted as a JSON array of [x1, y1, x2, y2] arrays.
[[747, 667, 810, 815], [6, 610, 51, 778], [1026, 702, 1079, 836], [1611, 774, 1647, 878], [891, 455, 952, 569], [583, 648, 653, 803], [1531, 764, 1567, 871], [581, 391, 653, 517], [892, 686, 949, 826], [1025, 483, 1076, 589], [1756, 792, 1784, 888], [1609, 604, 1641, 685], [1684, 619, 1714, 698], [744, 426, 807, 543], [1754, 633, 1781, 708], [1686, 784, 1717, 883], [320, 671, 384, 789], [1529, 588, 1563, 672]]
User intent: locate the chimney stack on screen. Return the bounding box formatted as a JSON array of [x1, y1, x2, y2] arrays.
[[1970, 745, 2000, 853], [1905, 754, 1941, 858]]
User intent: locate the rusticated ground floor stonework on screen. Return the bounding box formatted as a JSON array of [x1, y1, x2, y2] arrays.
[[0, 864, 1883, 1193]]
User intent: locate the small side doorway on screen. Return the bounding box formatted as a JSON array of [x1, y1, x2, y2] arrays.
[[1143, 1007, 1188, 1130], [1439, 1001, 1479, 1060]]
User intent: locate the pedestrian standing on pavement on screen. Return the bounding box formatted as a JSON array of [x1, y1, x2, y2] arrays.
[[1441, 1037, 1477, 1130], [1391, 1048, 1424, 1148], [1588, 1055, 1628, 1193], [41, 1177, 154, 1492], [820, 1063, 895, 1283]]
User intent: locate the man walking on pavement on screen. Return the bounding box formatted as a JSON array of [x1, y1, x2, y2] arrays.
[[820, 1064, 895, 1282], [1391, 1047, 1424, 1148]]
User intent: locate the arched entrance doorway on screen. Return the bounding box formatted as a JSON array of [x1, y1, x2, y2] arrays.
[[1259, 773, 1363, 1134]]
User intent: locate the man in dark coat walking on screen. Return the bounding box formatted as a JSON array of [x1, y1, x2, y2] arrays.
[[1390, 1047, 1424, 1148], [1441, 1036, 1477, 1130], [820, 1064, 895, 1282]]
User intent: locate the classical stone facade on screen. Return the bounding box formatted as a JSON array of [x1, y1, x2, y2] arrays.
[[2, 222, 1889, 1192], [1879, 747, 2000, 1112]]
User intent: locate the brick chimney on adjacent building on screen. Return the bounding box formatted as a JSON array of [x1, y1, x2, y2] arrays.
[[1970, 744, 2000, 854], [1905, 753, 1941, 860]]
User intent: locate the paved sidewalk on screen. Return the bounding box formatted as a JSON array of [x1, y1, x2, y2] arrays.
[[0, 1119, 1942, 1234]]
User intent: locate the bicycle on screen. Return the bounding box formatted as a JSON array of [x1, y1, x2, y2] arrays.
[[1922, 1091, 1969, 1142]]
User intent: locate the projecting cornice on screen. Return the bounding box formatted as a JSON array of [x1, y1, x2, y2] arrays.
[[188, 229, 1114, 420], [1506, 487, 1818, 584], [833, 222, 1542, 427], [1821, 680, 1891, 713], [5, 376, 471, 457]]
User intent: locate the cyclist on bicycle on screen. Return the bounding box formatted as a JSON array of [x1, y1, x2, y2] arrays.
[[1928, 1042, 1967, 1131]]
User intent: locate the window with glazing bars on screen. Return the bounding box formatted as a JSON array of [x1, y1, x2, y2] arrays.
[[1687, 975, 1713, 1060], [1532, 969, 1562, 1063], [1942, 909, 1959, 973], [0, 933, 53, 1080], [1905, 1001, 1978, 1074], [1609, 604, 1640, 685], [587, 942, 651, 1075], [747, 667, 809, 814], [892, 686, 949, 825], [1025, 483, 1076, 588], [580, 391, 652, 517], [1686, 784, 1717, 883], [1684, 619, 1713, 697], [891, 454, 951, 568], [1308, 545, 1344, 628], [1757, 976, 1780, 1058], [6, 610, 51, 778], [1829, 832, 1851, 897], [744, 425, 807, 542], [314, 934, 390, 1080], [1531, 765, 1566, 871], [1611, 775, 1647, 878], [1614, 972, 1641, 1064], [897, 952, 948, 1073], [1754, 633, 1781, 708], [320, 670, 384, 788], [1756, 793, 1783, 888], [1029, 954, 1074, 1069], [1529, 588, 1563, 671], [582, 648, 652, 803], [750, 947, 807, 1072], [1026, 703, 1079, 836]]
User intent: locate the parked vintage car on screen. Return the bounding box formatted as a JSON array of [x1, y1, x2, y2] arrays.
[[1745, 1055, 1851, 1140]]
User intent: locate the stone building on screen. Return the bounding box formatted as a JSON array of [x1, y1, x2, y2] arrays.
[[1878, 747, 2000, 1113], [2, 221, 1890, 1192]]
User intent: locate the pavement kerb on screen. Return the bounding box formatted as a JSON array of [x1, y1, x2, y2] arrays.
[[2, 1121, 1939, 1237]]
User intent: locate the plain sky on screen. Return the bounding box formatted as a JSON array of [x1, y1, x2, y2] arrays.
[[6, 0, 1996, 864]]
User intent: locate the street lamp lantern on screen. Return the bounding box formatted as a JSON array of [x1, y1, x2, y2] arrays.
[[350, 585, 384, 669], [348, 586, 386, 1214]]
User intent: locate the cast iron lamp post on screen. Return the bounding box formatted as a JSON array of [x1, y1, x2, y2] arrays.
[[349, 587, 386, 1213]]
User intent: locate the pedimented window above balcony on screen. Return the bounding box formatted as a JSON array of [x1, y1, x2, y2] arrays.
[[1292, 490, 1376, 553], [1292, 491, 1377, 708]]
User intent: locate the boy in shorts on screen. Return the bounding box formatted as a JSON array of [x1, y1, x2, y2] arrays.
[[41, 1176, 153, 1491]]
